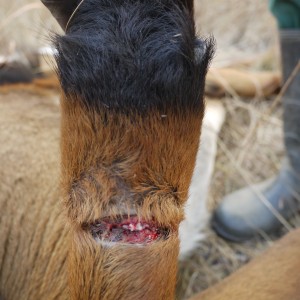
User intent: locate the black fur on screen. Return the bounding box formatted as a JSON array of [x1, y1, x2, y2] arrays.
[[41, 0, 80, 30], [54, 0, 214, 114]]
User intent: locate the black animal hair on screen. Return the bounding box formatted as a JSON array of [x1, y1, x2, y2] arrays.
[[54, 0, 214, 114]]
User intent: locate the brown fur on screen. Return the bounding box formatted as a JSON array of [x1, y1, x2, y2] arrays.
[[61, 97, 202, 225], [60, 94, 203, 299], [1, 87, 300, 300], [1, 1, 205, 297], [0, 81, 203, 300], [0, 2, 296, 298], [0, 91, 67, 299], [192, 228, 300, 300]]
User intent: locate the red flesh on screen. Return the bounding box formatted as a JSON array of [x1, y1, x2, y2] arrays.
[[91, 216, 167, 244]]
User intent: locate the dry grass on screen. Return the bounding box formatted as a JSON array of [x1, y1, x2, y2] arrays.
[[1, 1, 299, 299], [177, 94, 300, 299], [179, 2, 299, 298], [177, 82, 300, 299]]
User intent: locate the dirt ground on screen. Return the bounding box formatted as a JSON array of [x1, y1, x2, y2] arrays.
[[1, 1, 299, 299]]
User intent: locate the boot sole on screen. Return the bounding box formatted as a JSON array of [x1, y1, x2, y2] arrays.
[[211, 213, 252, 243]]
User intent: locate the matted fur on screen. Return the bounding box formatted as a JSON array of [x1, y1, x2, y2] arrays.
[[60, 98, 204, 298], [1, 0, 300, 298], [1, 90, 300, 300], [47, 0, 213, 299], [0, 0, 214, 298]]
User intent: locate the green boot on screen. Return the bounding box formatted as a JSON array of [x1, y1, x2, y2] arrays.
[[212, 30, 300, 241]]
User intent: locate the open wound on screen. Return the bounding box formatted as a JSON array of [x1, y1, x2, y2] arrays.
[[90, 216, 169, 244]]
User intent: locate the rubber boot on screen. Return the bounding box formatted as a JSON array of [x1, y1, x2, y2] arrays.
[[212, 30, 300, 242]]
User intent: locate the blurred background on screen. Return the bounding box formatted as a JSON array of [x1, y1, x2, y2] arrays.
[[0, 0, 279, 67], [0, 1, 298, 299]]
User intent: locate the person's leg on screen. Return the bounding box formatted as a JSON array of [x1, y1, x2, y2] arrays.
[[212, 0, 300, 241], [270, 0, 300, 29]]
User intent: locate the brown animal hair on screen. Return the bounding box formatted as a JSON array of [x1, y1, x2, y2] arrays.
[[1, 88, 300, 300], [43, 0, 214, 298], [1, 1, 300, 299]]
